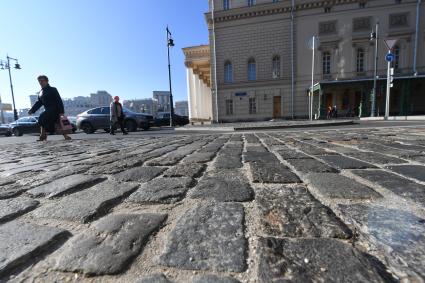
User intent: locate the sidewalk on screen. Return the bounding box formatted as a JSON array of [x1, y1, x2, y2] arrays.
[[361, 115, 425, 121], [176, 119, 357, 132]]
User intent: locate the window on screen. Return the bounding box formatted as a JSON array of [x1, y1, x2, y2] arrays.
[[356, 48, 365, 73], [224, 61, 233, 83], [393, 45, 400, 70], [101, 107, 111, 115], [359, 2, 366, 8], [324, 6, 331, 13], [322, 52, 331, 75], [272, 55, 281, 78], [225, 99, 233, 115], [319, 21, 337, 35], [223, 0, 230, 10], [272, 0, 279, 2], [249, 98, 257, 114], [248, 0, 255, 6], [389, 13, 409, 28], [248, 58, 256, 81], [88, 107, 102, 114], [353, 17, 371, 32]]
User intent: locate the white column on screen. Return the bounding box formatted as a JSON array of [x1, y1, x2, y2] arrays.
[[203, 82, 213, 120], [192, 72, 200, 119], [186, 68, 193, 120], [196, 77, 203, 119]]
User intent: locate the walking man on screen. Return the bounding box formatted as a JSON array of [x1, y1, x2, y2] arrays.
[[110, 96, 128, 135], [28, 75, 71, 141]]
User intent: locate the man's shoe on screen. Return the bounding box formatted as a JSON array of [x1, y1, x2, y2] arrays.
[[110, 132, 115, 135], [123, 132, 128, 135]]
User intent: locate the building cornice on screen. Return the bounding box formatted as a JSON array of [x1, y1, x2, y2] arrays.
[[206, 0, 360, 25]]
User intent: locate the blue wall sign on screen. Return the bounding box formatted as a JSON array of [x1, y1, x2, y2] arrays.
[[235, 92, 247, 97], [385, 53, 395, 62]]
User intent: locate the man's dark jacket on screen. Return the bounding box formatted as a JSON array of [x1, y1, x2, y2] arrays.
[[30, 85, 64, 114]]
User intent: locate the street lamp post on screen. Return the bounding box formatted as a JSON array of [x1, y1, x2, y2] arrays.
[[0, 55, 21, 121], [370, 22, 379, 117], [166, 26, 175, 127]]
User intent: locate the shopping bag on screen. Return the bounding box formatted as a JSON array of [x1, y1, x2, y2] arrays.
[[55, 115, 73, 134]]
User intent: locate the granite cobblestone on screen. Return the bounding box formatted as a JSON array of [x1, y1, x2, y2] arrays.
[[1, 128, 425, 282]]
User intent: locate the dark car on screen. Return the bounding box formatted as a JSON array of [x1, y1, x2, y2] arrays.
[[76, 106, 153, 134], [9, 117, 40, 136], [0, 124, 12, 137], [154, 112, 189, 127]]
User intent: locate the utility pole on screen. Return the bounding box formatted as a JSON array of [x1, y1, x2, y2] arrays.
[[370, 21, 379, 117], [166, 26, 175, 127], [383, 39, 397, 120], [310, 36, 315, 121]]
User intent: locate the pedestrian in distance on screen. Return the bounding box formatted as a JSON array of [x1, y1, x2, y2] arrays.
[[327, 105, 332, 119], [110, 96, 128, 135], [332, 105, 338, 119], [28, 75, 71, 141]]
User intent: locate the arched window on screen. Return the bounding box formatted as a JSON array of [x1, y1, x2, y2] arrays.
[[248, 58, 256, 81], [356, 48, 365, 73], [224, 61, 233, 83], [248, 0, 256, 6], [322, 51, 331, 75], [223, 0, 230, 10], [272, 55, 281, 78], [393, 45, 400, 70]]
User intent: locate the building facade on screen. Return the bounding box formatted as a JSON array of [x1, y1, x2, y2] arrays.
[[184, 0, 425, 122], [175, 100, 190, 116], [123, 98, 159, 115], [29, 91, 114, 117], [90, 91, 112, 107], [153, 91, 171, 112]]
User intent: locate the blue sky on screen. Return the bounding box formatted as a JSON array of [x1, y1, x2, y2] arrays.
[[0, 0, 209, 109]]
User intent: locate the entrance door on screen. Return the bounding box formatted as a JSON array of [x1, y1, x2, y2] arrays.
[[273, 96, 281, 118]]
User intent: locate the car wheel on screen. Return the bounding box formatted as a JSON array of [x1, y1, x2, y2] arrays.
[[81, 123, 95, 134], [125, 120, 137, 132], [12, 128, 22, 136], [142, 124, 150, 131]]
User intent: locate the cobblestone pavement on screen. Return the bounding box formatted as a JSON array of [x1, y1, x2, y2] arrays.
[[1, 126, 425, 282]]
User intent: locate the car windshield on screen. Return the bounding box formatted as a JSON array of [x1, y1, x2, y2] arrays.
[[88, 108, 102, 114], [123, 107, 135, 114]]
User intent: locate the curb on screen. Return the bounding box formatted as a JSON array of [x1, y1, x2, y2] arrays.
[[175, 120, 357, 132]]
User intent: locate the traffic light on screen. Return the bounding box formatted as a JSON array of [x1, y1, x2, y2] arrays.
[[390, 68, 394, 88]]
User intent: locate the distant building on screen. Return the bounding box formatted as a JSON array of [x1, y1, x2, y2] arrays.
[[63, 96, 93, 116], [18, 108, 31, 119], [29, 94, 43, 115], [123, 98, 158, 115], [153, 91, 170, 112], [175, 101, 189, 116], [90, 91, 112, 107], [29, 90, 114, 117], [2, 111, 15, 123]]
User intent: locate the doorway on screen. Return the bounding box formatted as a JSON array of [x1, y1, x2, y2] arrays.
[[273, 96, 281, 118]]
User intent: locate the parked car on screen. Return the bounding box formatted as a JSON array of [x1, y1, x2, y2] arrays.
[[0, 124, 12, 137], [76, 106, 153, 134], [8, 117, 40, 136], [154, 112, 189, 127]]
